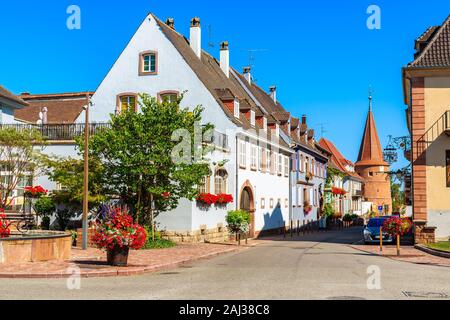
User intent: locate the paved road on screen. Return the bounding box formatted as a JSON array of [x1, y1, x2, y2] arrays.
[[1, 228, 449, 300]]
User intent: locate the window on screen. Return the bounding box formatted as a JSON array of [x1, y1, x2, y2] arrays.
[[285, 199, 289, 208], [300, 155, 304, 172], [270, 198, 274, 209], [250, 110, 256, 127], [305, 157, 310, 174], [239, 140, 247, 168], [278, 154, 283, 175], [266, 150, 271, 174], [447, 150, 450, 187], [296, 187, 302, 206], [261, 198, 266, 209], [272, 152, 277, 175], [284, 156, 289, 177], [250, 144, 257, 170], [139, 51, 158, 75], [234, 99, 240, 118], [259, 147, 265, 172], [158, 91, 179, 103], [214, 169, 228, 194], [198, 176, 210, 194], [117, 94, 137, 113]]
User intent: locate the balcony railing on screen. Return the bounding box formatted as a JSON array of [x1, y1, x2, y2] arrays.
[[0, 123, 230, 149], [0, 123, 111, 141], [417, 110, 450, 155]]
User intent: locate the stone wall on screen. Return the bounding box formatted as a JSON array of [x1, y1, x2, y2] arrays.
[[414, 221, 436, 245], [161, 224, 230, 243]]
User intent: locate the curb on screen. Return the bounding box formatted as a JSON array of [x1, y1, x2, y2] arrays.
[[415, 245, 450, 259], [0, 243, 256, 279]]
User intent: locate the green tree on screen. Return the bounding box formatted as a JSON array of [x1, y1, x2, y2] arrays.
[[0, 128, 44, 209], [88, 93, 213, 225], [391, 178, 405, 213], [39, 155, 106, 210]]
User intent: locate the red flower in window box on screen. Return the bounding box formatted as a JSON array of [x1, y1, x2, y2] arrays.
[[331, 187, 346, 196], [216, 194, 234, 205], [196, 193, 219, 206], [0, 209, 11, 238]]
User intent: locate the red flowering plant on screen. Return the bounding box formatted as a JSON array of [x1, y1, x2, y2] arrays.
[[382, 217, 413, 237], [331, 187, 346, 196], [0, 209, 12, 238], [196, 193, 219, 206], [304, 201, 313, 215], [91, 208, 147, 251], [24, 186, 48, 198], [216, 194, 234, 205]]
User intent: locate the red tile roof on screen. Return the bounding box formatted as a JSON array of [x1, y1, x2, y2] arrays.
[[0, 85, 29, 107], [15, 92, 93, 124], [409, 15, 450, 68], [318, 138, 364, 181]]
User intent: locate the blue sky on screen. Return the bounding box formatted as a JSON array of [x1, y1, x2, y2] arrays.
[[1, 0, 449, 169]]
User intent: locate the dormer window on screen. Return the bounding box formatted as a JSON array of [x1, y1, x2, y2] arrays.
[[250, 110, 256, 127], [117, 93, 138, 113], [139, 51, 158, 75], [234, 99, 240, 118]]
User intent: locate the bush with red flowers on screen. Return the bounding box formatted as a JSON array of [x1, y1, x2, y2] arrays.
[[0, 210, 11, 238], [382, 217, 413, 236], [304, 201, 313, 215], [24, 185, 48, 198], [91, 208, 147, 251], [216, 194, 234, 205], [331, 187, 346, 196]]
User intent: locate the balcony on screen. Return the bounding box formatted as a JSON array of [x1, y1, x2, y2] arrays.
[[0, 123, 110, 141], [445, 110, 450, 136]]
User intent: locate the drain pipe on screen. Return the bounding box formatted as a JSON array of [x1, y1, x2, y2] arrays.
[[235, 134, 239, 211]]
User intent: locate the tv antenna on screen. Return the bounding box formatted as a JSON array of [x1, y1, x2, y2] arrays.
[[207, 24, 215, 49], [315, 123, 328, 139], [241, 49, 268, 70]]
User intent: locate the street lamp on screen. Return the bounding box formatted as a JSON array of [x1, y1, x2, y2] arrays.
[[82, 93, 91, 250]]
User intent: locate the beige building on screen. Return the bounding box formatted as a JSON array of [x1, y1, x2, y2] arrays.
[[403, 15, 450, 243]]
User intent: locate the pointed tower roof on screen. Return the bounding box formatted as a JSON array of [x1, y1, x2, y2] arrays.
[[355, 95, 388, 167]]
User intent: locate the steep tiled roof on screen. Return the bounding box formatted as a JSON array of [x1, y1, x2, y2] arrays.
[[15, 92, 93, 124], [409, 15, 450, 67], [154, 15, 291, 149], [318, 138, 364, 181], [355, 108, 388, 167], [0, 85, 28, 107]]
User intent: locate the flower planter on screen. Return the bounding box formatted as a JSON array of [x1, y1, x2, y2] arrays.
[[107, 245, 130, 267]]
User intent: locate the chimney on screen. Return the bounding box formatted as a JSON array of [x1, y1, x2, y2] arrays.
[[190, 17, 201, 59], [269, 86, 277, 104], [166, 18, 175, 29], [243, 67, 251, 85], [220, 41, 230, 78], [301, 115, 307, 125]]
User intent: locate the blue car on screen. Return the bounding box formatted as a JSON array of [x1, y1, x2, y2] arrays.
[[363, 217, 394, 244]]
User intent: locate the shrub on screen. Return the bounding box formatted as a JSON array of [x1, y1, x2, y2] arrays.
[[343, 214, 353, 222], [323, 203, 334, 218], [226, 210, 250, 234], [143, 226, 176, 250], [34, 197, 55, 217]]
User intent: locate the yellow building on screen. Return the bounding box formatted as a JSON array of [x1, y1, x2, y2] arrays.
[[403, 15, 450, 243]]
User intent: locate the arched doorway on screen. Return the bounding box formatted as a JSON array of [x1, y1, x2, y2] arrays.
[[239, 181, 255, 238]]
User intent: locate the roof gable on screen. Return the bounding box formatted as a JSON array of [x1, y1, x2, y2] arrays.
[[409, 15, 450, 68], [0, 85, 29, 107]]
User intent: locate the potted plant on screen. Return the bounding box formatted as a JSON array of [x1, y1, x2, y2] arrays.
[[91, 207, 147, 266], [382, 217, 413, 256], [33, 196, 55, 230], [226, 210, 250, 236], [0, 209, 11, 238]]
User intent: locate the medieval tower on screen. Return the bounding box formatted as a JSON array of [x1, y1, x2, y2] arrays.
[[355, 95, 392, 214]]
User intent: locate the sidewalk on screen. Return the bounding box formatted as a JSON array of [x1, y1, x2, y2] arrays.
[[351, 244, 450, 268], [0, 241, 257, 279]]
